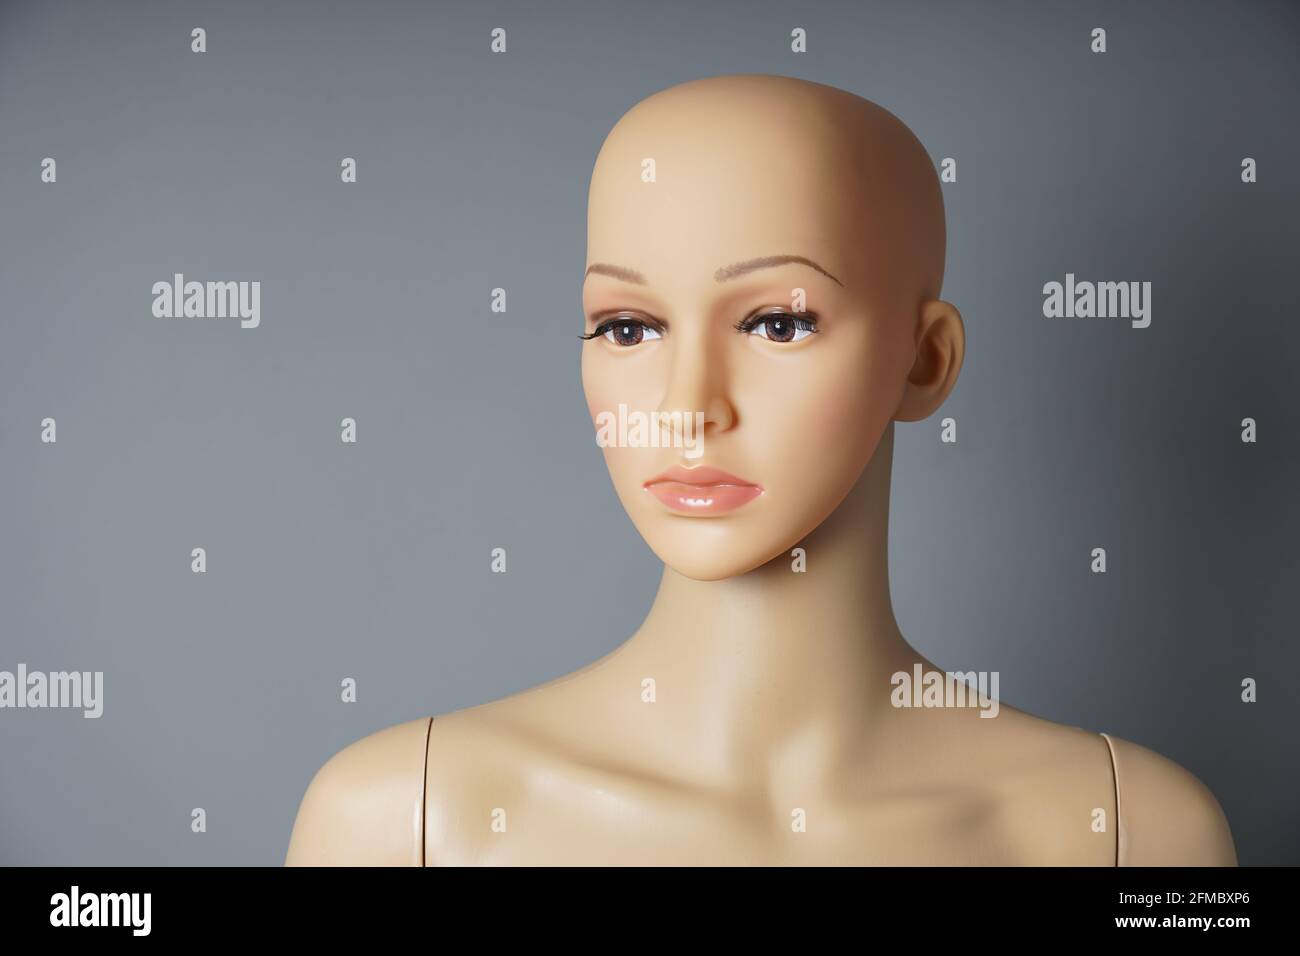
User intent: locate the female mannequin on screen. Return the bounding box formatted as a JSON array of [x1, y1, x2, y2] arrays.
[[285, 74, 1236, 866]]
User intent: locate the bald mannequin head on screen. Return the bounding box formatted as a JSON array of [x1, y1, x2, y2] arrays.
[[581, 74, 964, 580], [589, 74, 948, 310]]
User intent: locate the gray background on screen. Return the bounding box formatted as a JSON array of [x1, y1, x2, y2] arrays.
[[1, 0, 1296, 866]]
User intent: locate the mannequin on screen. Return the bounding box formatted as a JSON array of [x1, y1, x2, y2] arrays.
[[285, 74, 1236, 866]]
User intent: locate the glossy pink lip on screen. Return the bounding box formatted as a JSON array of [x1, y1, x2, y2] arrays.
[[643, 465, 763, 515]]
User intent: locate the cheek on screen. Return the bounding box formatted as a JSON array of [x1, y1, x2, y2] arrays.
[[753, 339, 893, 470], [581, 355, 610, 423], [582, 351, 663, 421], [581, 353, 663, 489]]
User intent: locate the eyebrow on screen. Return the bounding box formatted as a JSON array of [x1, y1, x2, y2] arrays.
[[584, 262, 647, 285], [584, 254, 843, 287], [715, 255, 843, 286]]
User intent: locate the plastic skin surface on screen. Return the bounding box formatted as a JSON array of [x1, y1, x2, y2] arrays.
[[285, 74, 1237, 867]]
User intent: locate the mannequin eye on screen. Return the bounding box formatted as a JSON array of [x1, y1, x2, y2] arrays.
[[582, 316, 663, 347], [735, 311, 818, 343]]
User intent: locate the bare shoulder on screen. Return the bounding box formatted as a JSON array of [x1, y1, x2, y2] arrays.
[[952, 708, 1122, 864], [284, 716, 433, 866], [946, 705, 1236, 866], [1106, 734, 1237, 866], [418, 700, 573, 866]]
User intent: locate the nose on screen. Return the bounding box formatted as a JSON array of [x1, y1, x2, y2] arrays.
[[655, 327, 736, 439]]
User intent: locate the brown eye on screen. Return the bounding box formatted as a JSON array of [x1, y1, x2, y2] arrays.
[[763, 316, 797, 342], [611, 322, 644, 346], [736, 312, 818, 343], [591, 318, 662, 347]]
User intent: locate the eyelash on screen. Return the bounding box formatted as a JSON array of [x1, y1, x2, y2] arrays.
[[733, 312, 819, 340], [579, 311, 819, 344], [578, 316, 664, 342]]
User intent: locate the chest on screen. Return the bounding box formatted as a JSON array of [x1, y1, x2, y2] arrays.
[[427, 779, 1106, 865]]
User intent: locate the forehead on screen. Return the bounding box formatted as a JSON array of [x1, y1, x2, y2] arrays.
[[585, 105, 881, 292]]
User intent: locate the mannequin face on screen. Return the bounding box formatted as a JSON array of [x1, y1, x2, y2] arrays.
[[581, 76, 957, 581]]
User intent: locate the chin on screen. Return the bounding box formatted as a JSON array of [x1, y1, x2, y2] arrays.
[[640, 525, 795, 581]]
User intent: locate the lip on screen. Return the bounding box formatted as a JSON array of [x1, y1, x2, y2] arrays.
[[642, 465, 763, 515]]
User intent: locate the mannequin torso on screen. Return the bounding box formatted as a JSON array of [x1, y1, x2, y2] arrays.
[[285, 666, 1235, 866]]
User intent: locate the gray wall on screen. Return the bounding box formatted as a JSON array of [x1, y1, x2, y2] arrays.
[[0, 0, 1296, 865]]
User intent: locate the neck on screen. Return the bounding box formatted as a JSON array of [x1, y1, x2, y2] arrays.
[[612, 424, 922, 791]]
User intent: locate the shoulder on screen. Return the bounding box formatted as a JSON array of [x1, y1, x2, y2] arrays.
[[958, 708, 1236, 866], [284, 716, 433, 866], [1106, 734, 1237, 866], [968, 713, 1121, 864]]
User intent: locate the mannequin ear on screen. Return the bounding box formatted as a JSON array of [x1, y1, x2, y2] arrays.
[[894, 299, 965, 423]]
